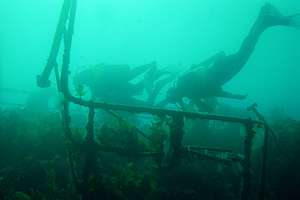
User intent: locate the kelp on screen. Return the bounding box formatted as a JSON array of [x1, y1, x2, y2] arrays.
[[0, 108, 299, 200]]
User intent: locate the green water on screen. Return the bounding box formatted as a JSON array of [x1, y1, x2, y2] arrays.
[[0, 1, 300, 199], [1, 0, 300, 118]]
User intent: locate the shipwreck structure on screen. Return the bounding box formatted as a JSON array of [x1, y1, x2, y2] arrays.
[[37, 1, 270, 200]]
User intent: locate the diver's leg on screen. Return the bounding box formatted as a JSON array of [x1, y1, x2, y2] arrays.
[[129, 61, 157, 80], [208, 3, 298, 85], [147, 74, 176, 105], [236, 3, 294, 61]]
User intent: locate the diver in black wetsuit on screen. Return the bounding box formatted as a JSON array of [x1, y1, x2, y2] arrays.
[[160, 3, 300, 111], [73, 61, 172, 105]]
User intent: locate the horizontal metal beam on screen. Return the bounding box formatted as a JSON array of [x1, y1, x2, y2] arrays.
[[64, 91, 262, 126]]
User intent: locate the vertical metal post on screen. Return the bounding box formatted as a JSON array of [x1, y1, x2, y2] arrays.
[[61, 97, 79, 193], [166, 114, 184, 167], [241, 121, 255, 200], [259, 126, 269, 200], [86, 105, 95, 142], [61, 0, 77, 96], [37, 0, 73, 88], [82, 105, 97, 199]]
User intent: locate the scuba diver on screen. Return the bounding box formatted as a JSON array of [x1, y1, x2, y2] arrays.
[[73, 61, 172, 106], [159, 3, 300, 111]]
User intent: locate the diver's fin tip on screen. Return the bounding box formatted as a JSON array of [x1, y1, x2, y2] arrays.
[[260, 3, 282, 17], [259, 3, 300, 28]]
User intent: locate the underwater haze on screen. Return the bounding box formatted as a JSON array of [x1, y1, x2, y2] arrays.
[[1, 1, 300, 200], [0, 0, 300, 118]]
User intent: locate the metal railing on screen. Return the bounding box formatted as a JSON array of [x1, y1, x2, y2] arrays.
[[37, 1, 269, 200]]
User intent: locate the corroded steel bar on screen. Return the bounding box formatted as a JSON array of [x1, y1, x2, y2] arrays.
[[186, 150, 242, 163], [63, 90, 262, 125], [95, 144, 161, 157], [169, 114, 185, 167], [186, 145, 233, 153], [37, 0, 73, 88], [247, 103, 270, 200], [259, 127, 269, 200], [241, 122, 256, 200], [61, 97, 80, 192], [86, 106, 95, 142]]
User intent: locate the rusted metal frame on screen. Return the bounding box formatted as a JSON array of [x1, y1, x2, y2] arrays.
[[37, 0, 73, 88], [186, 145, 233, 153], [163, 113, 185, 167], [95, 143, 161, 157], [61, 97, 80, 192], [63, 92, 264, 125], [247, 103, 270, 200], [80, 105, 98, 199], [259, 125, 269, 200], [60, 0, 76, 96], [57, 2, 263, 189], [184, 145, 244, 163], [39, 1, 267, 199], [54, 0, 81, 195], [54, 62, 61, 91], [186, 149, 242, 163], [241, 122, 256, 200], [60, 0, 78, 181], [83, 106, 97, 174], [58, 10, 262, 173], [85, 105, 95, 142]]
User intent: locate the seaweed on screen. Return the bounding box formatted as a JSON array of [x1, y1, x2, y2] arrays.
[[0, 107, 299, 200]]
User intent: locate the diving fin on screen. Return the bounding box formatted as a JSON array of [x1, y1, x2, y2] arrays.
[[259, 3, 300, 28]]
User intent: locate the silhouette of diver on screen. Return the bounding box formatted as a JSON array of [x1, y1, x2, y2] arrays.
[[73, 61, 171, 105], [160, 3, 300, 111]]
